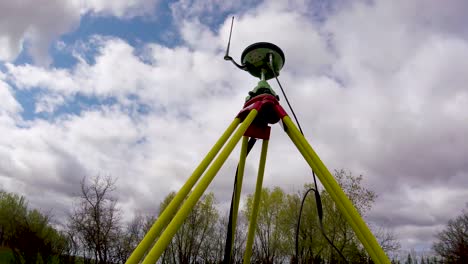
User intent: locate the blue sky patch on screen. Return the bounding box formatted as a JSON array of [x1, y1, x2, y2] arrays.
[[48, 1, 181, 69]]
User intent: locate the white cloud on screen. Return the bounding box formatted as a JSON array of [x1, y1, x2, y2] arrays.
[[0, 80, 22, 115], [0, 1, 79, 63], [170, 0, 259, 22], [0, 36, 22, 62], [0, 0, 158, 64], [220, 3, 333, 76], [2, 35, 251, 221], [35, 93, 66, 113], [317, 0, 468, 250], [81, 0, 157, 17]]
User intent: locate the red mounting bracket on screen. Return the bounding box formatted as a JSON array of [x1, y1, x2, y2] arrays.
[[236, 94, 288, 140]]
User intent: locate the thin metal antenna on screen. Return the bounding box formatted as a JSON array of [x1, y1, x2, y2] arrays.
[[224, 16, 235, 60], [223, 16, 246, 70]]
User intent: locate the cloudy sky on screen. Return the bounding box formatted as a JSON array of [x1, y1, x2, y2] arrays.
[[1, 0, 467, 253]]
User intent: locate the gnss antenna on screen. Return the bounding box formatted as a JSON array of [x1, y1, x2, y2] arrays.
[[223, 17, 285, 81]]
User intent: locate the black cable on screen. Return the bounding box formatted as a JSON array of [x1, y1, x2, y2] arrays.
[[223, 137, 257, 264], [295, 188, 316, 262], [296, 188, 348, 264], [268, 55, 348, 264], [270, 68, 304, 133]]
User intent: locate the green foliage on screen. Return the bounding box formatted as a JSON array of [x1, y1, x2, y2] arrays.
[[242, 170, 394, 263], [317, 170, 378, 262], [0, 190, 67, 263], [0, 191, 28, 244], [244, 187, 294, 263], [0, 247, 14, 263], [159, 192, 220, 264]]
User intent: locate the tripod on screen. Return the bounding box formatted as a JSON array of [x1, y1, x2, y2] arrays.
[[125, 42, 390, 264]]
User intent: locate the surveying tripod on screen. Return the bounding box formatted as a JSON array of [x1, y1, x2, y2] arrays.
[[125, 41, 391, 264]]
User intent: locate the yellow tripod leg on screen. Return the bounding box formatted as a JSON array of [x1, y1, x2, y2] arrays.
[[142, 110, 258, 264], [243, 139, 269, 264], [126, 118, 240, 264], [283, 116, 390, 264], [233, 137, 249, 229], [227, 136, 249, 261]]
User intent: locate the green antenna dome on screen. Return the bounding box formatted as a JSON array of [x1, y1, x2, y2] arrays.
[[241, 42, 285, 80]]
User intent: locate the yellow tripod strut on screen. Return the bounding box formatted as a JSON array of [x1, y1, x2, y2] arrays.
[[126, 118, 241, 264], [243, 139, 269, 263], [283, 116, 390, 264], [141, 110, 258, 264], [226, 136, 249, 260]]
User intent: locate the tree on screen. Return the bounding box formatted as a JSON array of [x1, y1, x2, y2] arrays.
[[244, 187, 294, 264], [243, 170, 399, 263], [62, 228, 80, 264], [10, 209, 67, 263], [0, 190, 67, 263], [298, 170, 380, 263], [432, 210, 468, 263], [159, 191, 219, 264], [0, 190, 27, 247], [114, 214, 150, 263], [405, 253, 413, 264], [373, 225, 401, 254], [215, 213, 248, 263], [421, 256, 426, 264], [68, 175, 121, 264]]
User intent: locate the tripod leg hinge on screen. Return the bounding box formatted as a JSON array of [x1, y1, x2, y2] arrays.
[[244, 123, 271, 140], [236, 94, 288, 139]]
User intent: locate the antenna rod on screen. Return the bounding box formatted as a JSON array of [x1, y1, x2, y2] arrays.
[[223, 16, 246, 70], [224, 16, 235, 60]]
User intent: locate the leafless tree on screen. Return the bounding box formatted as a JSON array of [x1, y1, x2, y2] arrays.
[[433, 210, 468, 263], [62, 229, 79, 263], [218, 213, 248, 264], [373, 225, 401, 254], [68, 175, 121, 264], [114, 214, 150, 263]]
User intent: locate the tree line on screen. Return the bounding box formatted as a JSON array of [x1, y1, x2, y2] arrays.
[[0, 170, 467, 263]]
